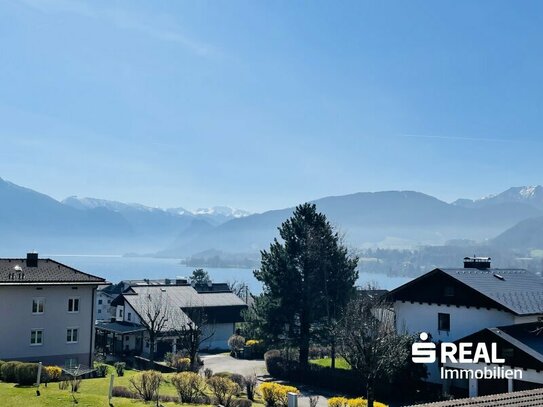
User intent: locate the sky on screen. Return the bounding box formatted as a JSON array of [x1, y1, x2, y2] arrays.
[[0, 0, 542, 213]]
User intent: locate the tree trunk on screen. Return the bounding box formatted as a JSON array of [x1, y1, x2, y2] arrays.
[[331, 339, 336, 370], [299, 316, 310, 371], [149, 335, 155, 364], [366, 377, 374, 407]]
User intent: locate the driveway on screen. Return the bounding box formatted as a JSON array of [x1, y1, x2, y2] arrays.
[[200, 354, 331, 407], [201, 353, 267, 376]]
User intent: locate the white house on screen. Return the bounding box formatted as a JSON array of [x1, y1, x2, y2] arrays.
[[389, 256, 543, 396], [0, 253, 107, 367], [95, 281, 247, 358]]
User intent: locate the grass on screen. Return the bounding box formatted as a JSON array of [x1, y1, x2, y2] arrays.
[[310, 357, 351, 370], [0, 368, 265, 407]]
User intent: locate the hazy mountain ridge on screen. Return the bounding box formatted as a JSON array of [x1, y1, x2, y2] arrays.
[[453, 185, 543, 209], [162, 190, 543, 257], [2, 177, 543, 257]]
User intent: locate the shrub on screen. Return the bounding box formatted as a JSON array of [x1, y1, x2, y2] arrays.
[[112, 386, 139, 399], [264, 350, 284, 377], [214, 372, 244, 394], [329, 397, 387, 407], [95, 364, 109, 378], [232, 398, 253, 407], [230, 373, 245, 390], [129, 370, 163, 402], [59, 380, 69, 390], [207, 375, 239, 407], [228, 334, 246, 356], [245, 373, 258, 401], [164, 352, 174, 366], [204, 368, 213, 379], [15, 363, 40, 385], [245, 340, 266, 358], [173, 357, 191, 372], [44, 366, 62, 382], [347, 398, 365, 407], [328, 397, 348, 407], [171, 371, 207, 403], [1, 361, 22, 382], [114, 362, 126, 377], [259, 382, 299, 407], [0, 360, 5, 379]]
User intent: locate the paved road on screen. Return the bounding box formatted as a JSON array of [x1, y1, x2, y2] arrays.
[[201, 353, 267, 376], [200, 354, 331, 407]]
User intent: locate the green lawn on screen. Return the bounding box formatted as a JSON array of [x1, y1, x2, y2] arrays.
[[310, 357, 351, 370], [0, 368, 264, 407]]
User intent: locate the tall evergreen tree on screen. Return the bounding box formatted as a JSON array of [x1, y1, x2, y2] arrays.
[[254, 203, 359, 369]]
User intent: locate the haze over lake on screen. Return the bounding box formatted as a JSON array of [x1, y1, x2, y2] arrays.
[[47, 255, 412, 294]]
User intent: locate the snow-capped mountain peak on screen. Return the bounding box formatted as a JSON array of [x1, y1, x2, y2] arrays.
[[193, 206, 251, 218]]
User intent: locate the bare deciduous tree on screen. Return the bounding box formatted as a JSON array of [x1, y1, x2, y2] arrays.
[[172, 305, 215, 371], [135, 290, 172, 363], [338, 289, 411, 407], [227, 280, 250, 303]]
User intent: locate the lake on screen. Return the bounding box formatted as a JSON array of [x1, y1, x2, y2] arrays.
[[48, 254, 412, 294]]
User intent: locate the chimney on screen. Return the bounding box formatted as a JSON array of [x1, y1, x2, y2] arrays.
[[463, 256, 491, 270], [26, 252, 38, 268]]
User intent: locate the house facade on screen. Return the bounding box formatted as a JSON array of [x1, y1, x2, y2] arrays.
[[95, 281, 247, 358], [389, 256, 543, 395], [0, 253, 107, 366]]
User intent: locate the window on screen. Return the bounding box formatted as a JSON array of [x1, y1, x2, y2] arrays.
[[107, 299, 111, 304], [444, 286, 455, 297], [30, 329, 43, 345], [98, 309, 102, 314], [127, 312, 132, 322], [98, 299, 103, 305], [438, 313, 450, 331], [67, 328, 79, 343], [68, 298, 79, 313], [32, 298, 44, 314]]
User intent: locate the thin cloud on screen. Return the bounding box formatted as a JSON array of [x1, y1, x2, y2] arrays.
[[19, 0, 215, 57], [400, 134, 516, 143]]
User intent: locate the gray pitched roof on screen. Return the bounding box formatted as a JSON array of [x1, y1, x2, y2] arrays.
[[440, 268, 543, 315], [405, 388, 543, 407], [122, 285, 247, 331], [128, 285, 247, 308], [0, 258, 106, 285]]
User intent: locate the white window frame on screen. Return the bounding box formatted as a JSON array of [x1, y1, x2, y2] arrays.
[[66, 327, 79, 344], [68, 297, 80, 313], [30, 329, 44, 346], [32, 297, 45, 314]]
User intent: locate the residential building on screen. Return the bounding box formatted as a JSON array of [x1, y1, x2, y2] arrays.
[[95, 281, 247, 358], [443, 322, 543, 397], [389, 256, 543, 392], [95, 284, 117, 321], [0, 253, 107, 366]]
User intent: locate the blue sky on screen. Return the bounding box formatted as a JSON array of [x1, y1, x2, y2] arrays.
[[1, 0, 542, 212]]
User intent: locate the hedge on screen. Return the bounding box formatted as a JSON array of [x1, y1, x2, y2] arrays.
[[0, 361, 63, 385]]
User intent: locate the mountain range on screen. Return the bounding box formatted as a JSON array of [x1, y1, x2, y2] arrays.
[[1, 177, 543, 258]]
